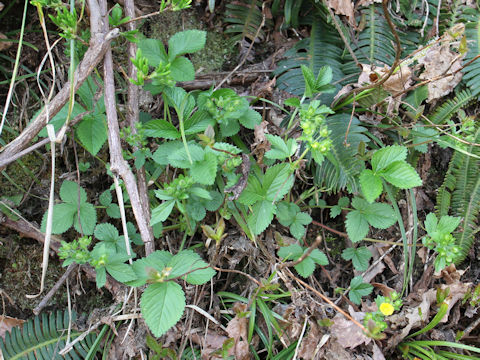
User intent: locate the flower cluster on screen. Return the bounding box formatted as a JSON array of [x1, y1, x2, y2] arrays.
[[204, 95, 243, 124], [299, 100, 334, 162], [58, 236, 92, 267], [423, 233, 460, 271], [159, 175, 194, 201], [364, 292, 402, 338]]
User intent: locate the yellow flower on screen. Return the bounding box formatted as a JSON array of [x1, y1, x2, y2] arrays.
[[379, 302, 395, 316]]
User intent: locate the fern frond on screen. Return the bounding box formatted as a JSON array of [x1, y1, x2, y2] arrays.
[[429, 89, 474, 124], [224, 0, 272, 43], [0, 311, 99, 360], [314, 114, 368, 193], [460, 7, 480, 95], [342, 5, 397, 76], [436, 127, 480, 263], [273, 16, 345, 100]]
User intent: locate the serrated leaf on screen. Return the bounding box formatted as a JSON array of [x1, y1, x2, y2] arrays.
[[309, 249, 328, 265], [186, 201, 206, 222], [237, 175, 264, 206], [151, 200, 175, 226], [106, 203, 121, 219], [99, 190, 112, 206], [294, 256, 315, 278], [424, 213, 438, 235], [359, 169, 383, 203], [184, 110, 214, 135], [106, 263, 137, 283], [141, 282, 185, 337], [276, 201, 299, 227], [168, 30, 207, 60], [220, 119, 240, 137], [41, 203, 76, 234], [238, 108, 261, 129], [96, 267, 106, 288], [152, 141, 184, 165], [203, 191, 223, 212], [138, 39, 168, 67], [349, 276, 373, 305], [371, 145, 407, 173], [190, 151, 217, 185], [345, 210, 370, 243], [379, 161, 422, 189], [144, 119, 181, 139], [301, 65, 316, 97], [342, 247, 372, 271], [168, 143, 204, 168], [60, 180, 87, 204], [94, 223, 119, 242], [76, 114, 107, 156], [264, 164, 294, 202], [362, 203, 396, 229], [290, 212, 312, 240], [436, 215, 461, 235], [248, 200, 276, 235], [170, 56, 195, 82], [166, 250, 213, 284], [278, 244, 303, 260], [73, 202, 97, 235]]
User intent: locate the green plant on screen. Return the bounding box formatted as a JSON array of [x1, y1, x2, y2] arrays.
[[277, 243, 328, 277], [359, 145, 423, 203], [422, 213, 461, 272], [40, 180, 97, 235], [348, 276, 373, 305], [0, 311, 102, 360], [436, 127, 480, 263], [341, 246, 372, 271], [363, 292, 402, 338], [127, 250, 215, 337]]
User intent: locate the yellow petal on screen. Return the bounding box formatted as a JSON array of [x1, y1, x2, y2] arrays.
[[379, 302, 394, 316]]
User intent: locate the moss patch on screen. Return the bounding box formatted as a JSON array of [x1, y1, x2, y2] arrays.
[[142, 8, 236, 73]]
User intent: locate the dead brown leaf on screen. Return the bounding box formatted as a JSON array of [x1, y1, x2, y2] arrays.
[[298, 320, 322, 358], [0, 33, 12, 52], [224, 303, 250, 360], [327, 0, 356, 26], [418, 42, 464, 102], [330, 314, 371, 349], [0, 315, 25, 339]]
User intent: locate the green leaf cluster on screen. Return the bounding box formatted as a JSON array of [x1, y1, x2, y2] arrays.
[[345, 197, 396, 242], [349, 276, 373, 305], [360, 146, 422, 203], [237, 164, 294, 235], [277, 243, 328, 278], [276, 201, 312, 240], [41, 180, 97, 235]]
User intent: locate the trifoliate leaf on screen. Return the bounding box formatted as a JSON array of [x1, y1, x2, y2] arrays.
[[351, 197, 396, 230], [290, 212, 312, 240], [349, 276, 373, 305], [379, 161, 422, 189], [150, 200, 175, 226], [141, 282, 185, 337], [247, 200, 276, 235], [359, 169, 383, 203], [342, 247, 372, 271], [371, 145, 407, 173]]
